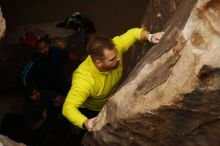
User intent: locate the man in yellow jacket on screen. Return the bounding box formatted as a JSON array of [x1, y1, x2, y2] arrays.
[[62, 28, 164, 131]]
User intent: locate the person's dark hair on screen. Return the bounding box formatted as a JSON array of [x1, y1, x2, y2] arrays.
[[35, 38, 50, 48], [87, 35, 115, 61]]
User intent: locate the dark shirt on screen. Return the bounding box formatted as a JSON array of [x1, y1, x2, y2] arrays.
[[20, 48, 70, 94], [22, 92, 49, 131]]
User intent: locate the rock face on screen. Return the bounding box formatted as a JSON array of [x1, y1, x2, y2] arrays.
[[0, 7, 6, 53], [83, 0, 220, 145], [0, 7, 6, 39], [122, 0, 183, 83], [0, 135, 26, 146]]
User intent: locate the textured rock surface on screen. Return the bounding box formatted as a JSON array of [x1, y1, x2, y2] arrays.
[[83, 0, 220, 145], [0, 7, 6, 56], [0, 134, 26, 146], [0, 7, 6, 39], [122, 0, 183, 82]]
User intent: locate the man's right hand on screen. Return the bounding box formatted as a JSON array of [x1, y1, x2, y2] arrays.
[[150, 32, 165, 44], [83, 117, 97, 131]]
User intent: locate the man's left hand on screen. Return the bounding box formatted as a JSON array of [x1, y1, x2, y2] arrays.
[[84, 117, 97, 132]]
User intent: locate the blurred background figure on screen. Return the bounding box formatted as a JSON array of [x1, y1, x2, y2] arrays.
[[20, 38, 70, 95]]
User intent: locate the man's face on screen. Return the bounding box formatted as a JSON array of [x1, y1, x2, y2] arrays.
[[99, 48, 120, 71], [37, 41, 49, 55], [30, 89, 41, 102]]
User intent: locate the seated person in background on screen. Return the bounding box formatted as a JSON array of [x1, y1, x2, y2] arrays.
[[23, 89, 70, 146], [22, 89, 49, 145], [20, 38, 70, 95]]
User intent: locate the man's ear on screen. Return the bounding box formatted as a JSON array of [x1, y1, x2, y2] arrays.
[[95, 59, 104, 69]]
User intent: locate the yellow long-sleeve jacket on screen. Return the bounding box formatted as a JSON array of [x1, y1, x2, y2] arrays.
[[62, 28, 143, 128]]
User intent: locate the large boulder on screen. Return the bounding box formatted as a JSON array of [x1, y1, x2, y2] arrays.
[[83, 0, 220, 145]]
